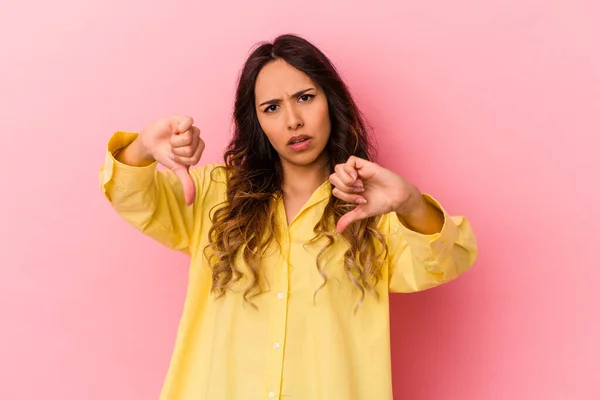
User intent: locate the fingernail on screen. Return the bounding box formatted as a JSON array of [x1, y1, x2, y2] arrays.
[[357, 198, 367, 204], [350, 172, 357, 180], [169, 153, 174, 160], [353, 187, 364, 193]]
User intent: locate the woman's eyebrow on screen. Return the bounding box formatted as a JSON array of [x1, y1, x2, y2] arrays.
[[258, 87, 316, 107]]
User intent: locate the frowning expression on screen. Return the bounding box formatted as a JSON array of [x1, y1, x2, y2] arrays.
[[254, 59, 331, 168]]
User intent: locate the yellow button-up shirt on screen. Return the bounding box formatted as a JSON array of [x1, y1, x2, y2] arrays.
[[99, 131, 478, 400]]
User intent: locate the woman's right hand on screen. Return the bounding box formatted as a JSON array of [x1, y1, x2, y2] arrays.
[[122, 115, 205, 206]]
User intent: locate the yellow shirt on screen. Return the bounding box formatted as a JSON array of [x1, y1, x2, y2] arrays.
[[99, 131, 478, 400]]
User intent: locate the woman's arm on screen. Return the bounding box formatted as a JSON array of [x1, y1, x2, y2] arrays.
[[99, 131, 207, 254], [387, 195, 478, 292]]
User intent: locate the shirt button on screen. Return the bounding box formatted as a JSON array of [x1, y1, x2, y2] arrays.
[[277, 292, 284, 299], [268, 392, 276, 398], [273, 342, 280, 349]]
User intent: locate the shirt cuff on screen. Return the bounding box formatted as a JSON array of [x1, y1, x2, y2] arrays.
[[394, 194, 460, 271], [99, 131, 158, 197]]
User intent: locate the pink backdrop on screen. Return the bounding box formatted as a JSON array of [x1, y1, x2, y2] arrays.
[[1, 0, 598, 399]]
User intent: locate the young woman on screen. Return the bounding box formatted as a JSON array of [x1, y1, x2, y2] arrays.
[[100, 34, 478, 400]]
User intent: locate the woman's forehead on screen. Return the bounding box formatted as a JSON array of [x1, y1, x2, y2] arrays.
[[255, 60, 315, 99]]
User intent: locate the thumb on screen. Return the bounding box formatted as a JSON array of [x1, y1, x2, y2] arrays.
[[161, 156, 196, 206], [336, 206, 368, 234], [173, 165, 196, 206]]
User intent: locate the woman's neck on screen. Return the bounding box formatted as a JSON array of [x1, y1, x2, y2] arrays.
[[281, 155, 329, 198]]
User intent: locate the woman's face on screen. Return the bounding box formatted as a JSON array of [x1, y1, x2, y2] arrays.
[[254, 59, 331, 169]]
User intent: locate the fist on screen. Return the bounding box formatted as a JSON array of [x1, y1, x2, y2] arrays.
[[138, 115, 205, 205]]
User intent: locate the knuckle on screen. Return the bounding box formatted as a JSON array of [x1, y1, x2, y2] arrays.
[[183, 116, 194, 126]]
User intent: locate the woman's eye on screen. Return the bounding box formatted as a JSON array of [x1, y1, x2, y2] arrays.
[[264, 105, 278, 113], [299, 94, 314, 102]]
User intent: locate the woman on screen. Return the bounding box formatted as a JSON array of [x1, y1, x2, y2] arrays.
[[100, 34, 478, 400]]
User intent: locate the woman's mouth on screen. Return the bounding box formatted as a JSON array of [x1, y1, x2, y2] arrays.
[[288, 136, 312, 151]]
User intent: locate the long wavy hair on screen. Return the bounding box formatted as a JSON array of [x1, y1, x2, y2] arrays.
[[204, 34, 388, 310]]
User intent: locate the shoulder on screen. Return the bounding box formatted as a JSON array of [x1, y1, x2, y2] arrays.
[[190, 162, 228, 183], [189, 163, 228, 202]]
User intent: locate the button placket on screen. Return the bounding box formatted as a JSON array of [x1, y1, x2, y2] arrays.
[[265, 201, 290, 400]]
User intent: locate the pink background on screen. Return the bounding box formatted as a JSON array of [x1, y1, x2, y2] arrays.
[[1, 0, 598, 399]]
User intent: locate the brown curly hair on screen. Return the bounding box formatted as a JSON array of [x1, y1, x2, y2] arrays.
[[204, 34, 388, 311]]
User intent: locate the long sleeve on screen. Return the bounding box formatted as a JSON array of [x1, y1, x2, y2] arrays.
[[387, 194, 478, 293], [99, 131, 207, 253]]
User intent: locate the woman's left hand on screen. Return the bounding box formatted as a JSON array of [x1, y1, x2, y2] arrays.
[[329, 156, 428, 233]]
